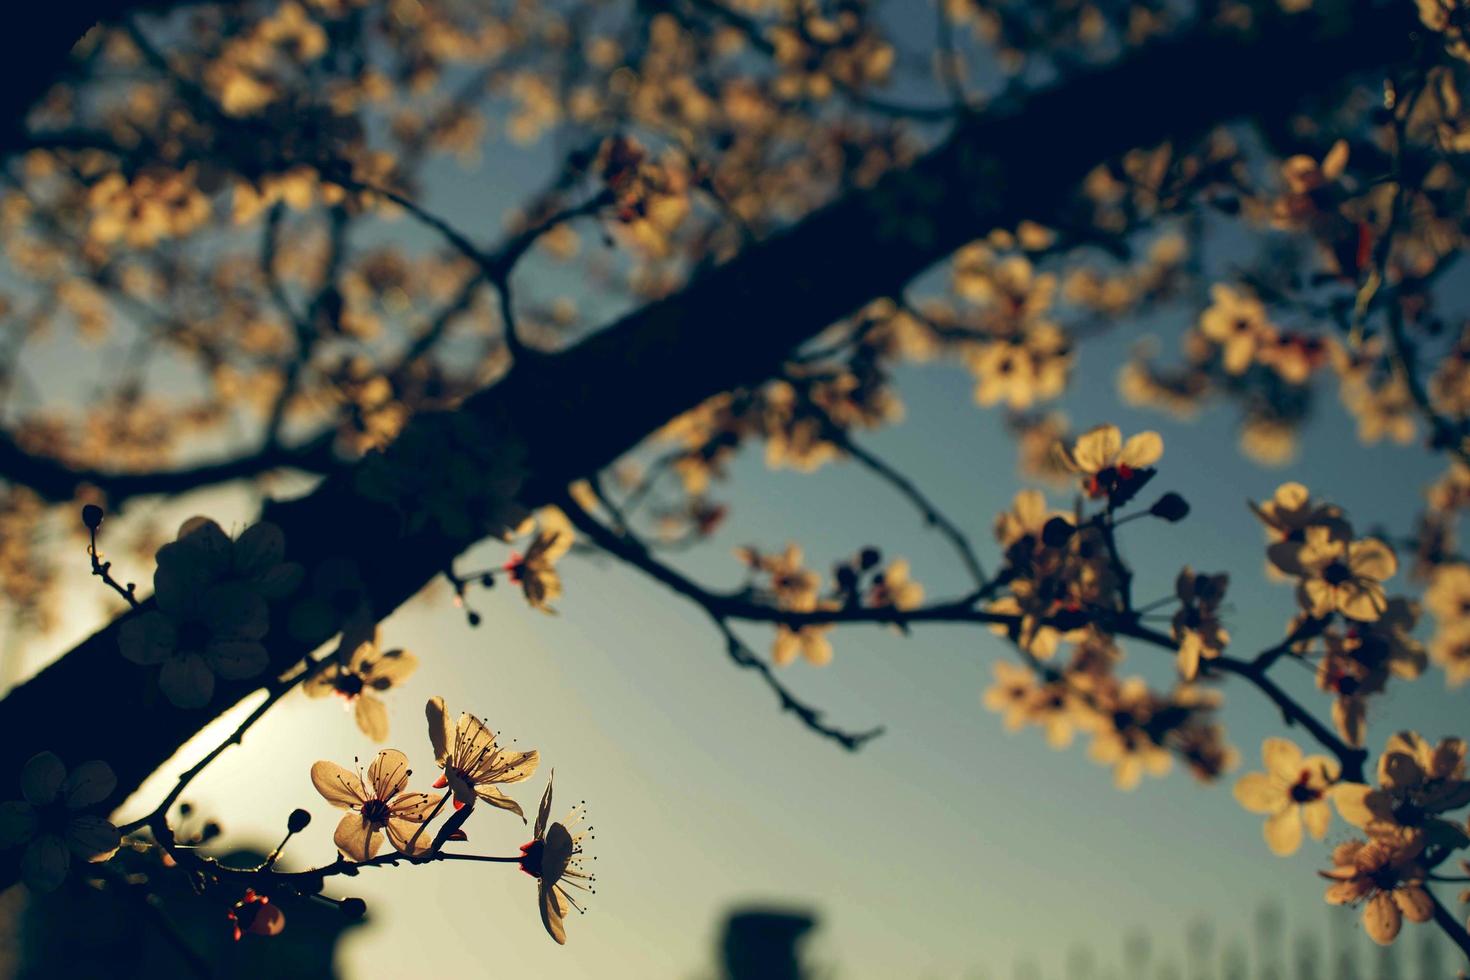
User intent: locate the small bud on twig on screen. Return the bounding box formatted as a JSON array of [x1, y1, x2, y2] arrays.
[[1149, 492, 1190, 523]]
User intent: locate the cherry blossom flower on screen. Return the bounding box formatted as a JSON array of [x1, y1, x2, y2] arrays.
[[965, 326, 1071, 409], [426, 697, 539, 818], [119, 517, 299, 708], [867, 559, 923, 611], [505, 511, 574, 614], [1425, 562, 1470, 629], [310, 749, 441, 862], [1333, 732, 1470, 847], [303, 630, 418, 741], [1274, 139, 1349, 230], [1171, 568, 1229, 681], [519, 774, 594, 945], [771, 619, 835, 666], [1295, 528, 1397, 622], [1199, 284, 1277, 375], [0, 752, 120, 891], [982, 660, 1085, 749], [1233, 738, 1340, 856], [1250, 482, 1349, 573], [1056, 424, 1162, 503], [1320, 837, 1433, 945], [1084, 677, 1173, 790]]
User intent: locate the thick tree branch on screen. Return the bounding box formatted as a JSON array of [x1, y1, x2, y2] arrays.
[[0, 429, 338, 506]]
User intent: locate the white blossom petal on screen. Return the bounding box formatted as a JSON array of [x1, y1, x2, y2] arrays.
[[367, 750, 410, 801], [333, 812, 381, 863], [311, 761, 366, 808]]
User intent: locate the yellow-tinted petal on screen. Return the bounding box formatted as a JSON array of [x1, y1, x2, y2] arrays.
[[1119, 431, 1163, 468], [1363, 891, 1402, 945], [1395, 886, 1434, 924], [1302, 800, 1331, 840], [367, 750, 410, 801], [426, 697, 452, 766], [333, 812, 381, 863], [354, 696, 390, 743], [1338, 581, 1387, 622], [475, 785, 526, 821], [1332, 783, 1374, 827], [540, 882, 568, 944], [311, 760, 366, 809], [1262, 738, 1304, 780], [1263, 806, 1303, 856], [1072, 425, 1121, 473], [1349, 539, 1397, 582]]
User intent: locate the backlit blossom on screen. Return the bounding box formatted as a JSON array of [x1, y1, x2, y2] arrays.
[[1085, 677, 1173, 790], [867, 559, 923, 611], [303, 630, 418, 741], [1199, 284, 1277, 375], [1295, 528, 1397, 622], [1232, 738, 1339, 856], [1171, 568, 1229, 680], [772, 618, 835, 666], [519, 774, 594, 945], [426, 697, 539, 818], [505, 509, 574, 613], [0, 752, 120, 892], [965, 326, 1071, 409], [1251, 482, 1346, 550], [1056, 424, 1162, 503], [1333, 732, 1470, 847], [1425, 562, 1470, 628], [310, 749, 442, 862], [1320, 837, 1432, 945], [993, 489, 1064, 550], [1273, 140, 1348, 230]]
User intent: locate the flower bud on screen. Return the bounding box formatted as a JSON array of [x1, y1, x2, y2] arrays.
[[340, 897, 368, 920], [1149, 492, 1190, 523], [287, 808, 312, 833], [1041, 517, 1075, 548], [857, 547, 881, 570], [82, 504, 105, 530]]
